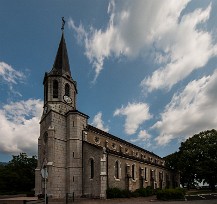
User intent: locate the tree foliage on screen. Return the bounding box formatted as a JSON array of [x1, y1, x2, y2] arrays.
[[165, 129, 217, 191], [0, 153, 37, 194]]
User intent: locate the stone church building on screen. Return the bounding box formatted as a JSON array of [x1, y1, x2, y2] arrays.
[[35, 30, 179, 199]]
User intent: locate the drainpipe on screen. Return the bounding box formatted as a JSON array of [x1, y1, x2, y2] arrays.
[[82, 130, 87, 196], [82, 130, 84, 196], [106, 151, 109, 190]]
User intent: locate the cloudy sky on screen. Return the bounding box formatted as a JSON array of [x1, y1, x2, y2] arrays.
[[1, 0, 217, 162]]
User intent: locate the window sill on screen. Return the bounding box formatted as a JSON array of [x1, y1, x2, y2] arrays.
[[114, 177, 120, 181]]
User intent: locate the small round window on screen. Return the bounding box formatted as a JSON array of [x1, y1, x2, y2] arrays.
[[112, 143, 116, 149], [94, 136, 100, 144]]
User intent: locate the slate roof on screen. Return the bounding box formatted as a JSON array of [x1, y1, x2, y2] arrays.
[[50, 32, 71, 77]]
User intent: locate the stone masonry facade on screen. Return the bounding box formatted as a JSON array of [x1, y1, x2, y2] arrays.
[[35, 31, 179, 199]]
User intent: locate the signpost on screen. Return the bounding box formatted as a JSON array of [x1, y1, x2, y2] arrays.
[[41, 167, 48, 204]]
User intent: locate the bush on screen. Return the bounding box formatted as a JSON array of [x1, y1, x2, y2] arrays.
[[121, 189, 132, 198], [156, 188, 185, 201], [134, 186, 154, 197], [106, 188, 123, 198], [134, 188, 147, 197], [106, 186, 154, 199], [131, 190, 140, 197], [145, 186, 154, 196]]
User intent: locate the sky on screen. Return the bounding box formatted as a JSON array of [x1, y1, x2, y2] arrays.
[[1, 0, 217, 162]]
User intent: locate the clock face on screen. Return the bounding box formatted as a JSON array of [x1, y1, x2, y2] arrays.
[[63, 95, 72, 104]]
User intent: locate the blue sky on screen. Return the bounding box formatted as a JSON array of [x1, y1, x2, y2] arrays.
[[1, 0, 217, 162]]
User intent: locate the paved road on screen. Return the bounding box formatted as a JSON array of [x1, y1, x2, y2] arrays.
[[64, 196, 217, 204], [69, 198, 217, 204], [1, 196, 217, 204], [153, 201, 217, 204], [78, 199, 217, 204]]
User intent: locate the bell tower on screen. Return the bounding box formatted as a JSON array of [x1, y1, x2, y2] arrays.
[[42, 32, 77, 116], [35, 20, 89, 199]]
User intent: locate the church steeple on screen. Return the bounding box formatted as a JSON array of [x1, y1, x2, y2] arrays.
[[42, 19, 77, 111], [50, 32, 71, 77]]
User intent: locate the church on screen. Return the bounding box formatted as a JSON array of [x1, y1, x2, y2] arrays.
[[35, 28, 179, 199]]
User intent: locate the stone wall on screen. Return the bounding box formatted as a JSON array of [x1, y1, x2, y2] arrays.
[[85, 127, 179, 193], [83, 142, 102, 198], [107, 153, 174, 191], [36, 110, 67, 198], [65, 111, 88, 198]]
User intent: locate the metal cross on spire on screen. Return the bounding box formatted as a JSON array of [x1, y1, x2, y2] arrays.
[[61, 17, 65, 31]]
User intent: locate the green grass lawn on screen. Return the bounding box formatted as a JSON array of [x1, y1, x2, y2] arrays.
[[186, 189, 216, 195]]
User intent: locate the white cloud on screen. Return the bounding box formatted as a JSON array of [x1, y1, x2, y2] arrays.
[[114, 102, 152, 135], [0, 61, 26, 95], [153, 69, 217, 145], [130, 130, 151, 143], [69, 0, 217, 88], [0, 99, 43, 155], [0, 61, 25, 84], [92, 112, 109, 132], [69, 4, 128, 82], [142, 3, 217, 91]]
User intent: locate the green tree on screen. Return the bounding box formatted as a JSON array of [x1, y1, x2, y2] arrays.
[[0, 153, 37, 194], [165, 151, 196, 189], [180, 129, 217, 191], [165, 129, 217, 191]]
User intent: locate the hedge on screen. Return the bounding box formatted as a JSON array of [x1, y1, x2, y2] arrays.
[[156, 188, 186, 201], [106, 186, 154, 199]]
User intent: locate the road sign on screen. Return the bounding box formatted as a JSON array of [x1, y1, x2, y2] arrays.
[[41, 168, 48, 179]]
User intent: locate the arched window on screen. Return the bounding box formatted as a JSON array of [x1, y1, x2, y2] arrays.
[[90, 159, 94, 179], [53, 80, 58, 98], [132, 164, 136, 180], [44, 83, 48, 102], [43, 132, 48, 144], [65, 83, 70, 97], [144, 167, 147, 180], [150, 169, 154, 181], [115, 160, 119, 179]]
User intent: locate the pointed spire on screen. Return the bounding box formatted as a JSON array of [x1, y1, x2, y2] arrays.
[[51, 32, 71, 76]]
